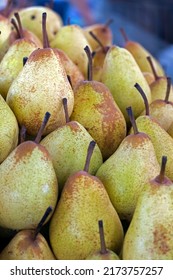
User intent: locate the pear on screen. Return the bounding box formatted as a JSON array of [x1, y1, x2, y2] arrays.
[[0, 13, 38, 99], [0, 112, 58, 230], [96, 106, 160, 221], [15, 6, 63, 43], [70, 46, 126, 160], [143, 71, 155, 85], [50, 24, 92, 78], [120, 28, 165, 76], [123, 156, 173, 260], [0, 206, 56, 260], [101, 45, 151, 124], [0, 94, 19, 163], [49, 141, 124, 260], [83, 20, 113, 51], [133, 83, 173, 181], [6, 13, 74, 136], [140, 77, 173, 131], [147, 56, 173, 102], [85, 220, 120, 260]]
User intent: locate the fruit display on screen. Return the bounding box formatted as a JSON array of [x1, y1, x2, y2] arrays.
[[1, 2, 173, 260]]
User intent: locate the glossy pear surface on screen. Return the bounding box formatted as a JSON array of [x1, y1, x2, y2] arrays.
[[150, 77, 173, 102], [0, 141, 58, 230]]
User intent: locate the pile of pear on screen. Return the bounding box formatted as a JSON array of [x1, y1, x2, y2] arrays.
[[0, 2, 173, 260]]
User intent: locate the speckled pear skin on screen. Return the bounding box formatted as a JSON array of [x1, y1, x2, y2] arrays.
[[71, 81, 126, 160], [49, 172, 124, 260], [101, 46, 151, 123], [123, 176, 173, 260], [50, 24, 92, 78], [41, 121, 103, 192], [0, 38, 38, 99], [6, 48, 74, 136], [150, 77, 173, 102], [0, 141, 58, 230], [96, 132, 160, 221], [124, 41, 165, 76], [0, 95, 19, 163], [134, 115, 173, 181], [85, 249, 120, 260], [0, 230, 56, 260]]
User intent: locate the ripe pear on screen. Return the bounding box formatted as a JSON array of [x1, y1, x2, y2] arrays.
[[147, 56, 173, 102], [123, 156, 173, 260], [15, 6, 63, 43], [143, 71, 155, 85], [0, 13, 38, 99], [120, 28, 165, 76], [0, 207, 56, 260], [50, 24, 92, 78], [96, 106, 160, 221], [133, 83, 173, 181], [85, 220, 120, 260], [71, 46, 126, 160], [0, 94, 19, 163], [49, 141, 124, 260], [0, 112, 58, 230], [6, 13, 74, 136], [101, 45, 151, 123], [83, 20, 113, 51], [41, 98, 103, 193]]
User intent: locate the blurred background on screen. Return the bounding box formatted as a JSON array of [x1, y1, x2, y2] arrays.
[[1, 0, 173, 78]]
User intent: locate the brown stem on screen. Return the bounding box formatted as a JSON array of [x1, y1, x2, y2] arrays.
[[89, 31, 105, 52], [134, 83, 150, 116], [120, 27, 128, 43], [42, 12, 49, 48], [14, 12, 24, 39], [20, 125, 27, 143], [34, 112, 51, 144], [126, 106, 139, 134], [147, 56, 159, 80], [84, 45, 93, 81], [98, 220, 108, 254], [33, 206, 53, 240], [11, 18, 20, 38], [1, 0, 13, 17], [84, 140, 96, 172], [62, 97, 70, 123], [156, 156, 167, 183], [104, 18, 114, 28], [165, 77, 172, 103]]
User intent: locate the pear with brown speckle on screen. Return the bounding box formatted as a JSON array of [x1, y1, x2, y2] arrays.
[[123, 156, 173, 260]]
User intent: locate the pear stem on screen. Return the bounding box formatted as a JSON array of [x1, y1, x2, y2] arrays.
[[62, 98, 70, 123], [42, 12, 49, 48], [1, 0, 13, 17], [165, 77, 172, 103], [134, 83, 150, 116], [67, 75, 73, 89], [11, 18, 20, 38], [104, 18, 114, 28], [84, 45, 93, 81], [23, 57, 28, 66], [120, 27, 128, 43], [147, 56, 159, 80], [34, 112, 51, 144], [156, 156, 167, 183], [14, 12, 24, 39], [20, 125, 27, 144], [84, 140, 96, 173], [89, 31, 105, 52], [98, 220, 108, 254], [126, 106, 139, 134], [33, 206, 53, 240]]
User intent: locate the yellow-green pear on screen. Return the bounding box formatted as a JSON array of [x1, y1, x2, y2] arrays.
[[132, 83, 173, 181], [0, 14, 15, 61], [49, 141, 124, 260], [41, 98, 103, 193], [50, 24, 92, 78], [123, 156, 173, 260], [120, 28, 165, 76], [6, 13, 74, 136], [0, 207, 55, 260], [71, 46, 126, 160], [85, 220, 120, 260], [101, 45, 151, 123], [0, 112, 58, 230], [0, 13, 38, 99], [0, 94, 19, 163], [96, 106, 160, 221], [15, 6, 63, 43]]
